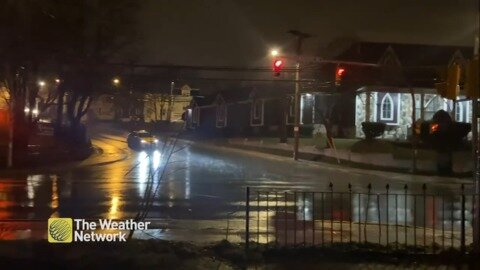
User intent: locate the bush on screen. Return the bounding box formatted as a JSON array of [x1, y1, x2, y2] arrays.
[[361, 122, 386, 140], [419, 111, 471, 151]]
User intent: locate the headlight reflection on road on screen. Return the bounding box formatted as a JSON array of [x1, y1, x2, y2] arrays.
[[137, 150, 161, 198], [109, 196, 120, 220], [152, 150, 161, 169]]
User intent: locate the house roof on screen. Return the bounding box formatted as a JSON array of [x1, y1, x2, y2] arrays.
[[250, 87, 283, 99], [356, 86, 438, 94], [335, 42, 472, 66], [217, 87, 253, 103], [193, 85, 290, 107], [192, 95, 216, 107]]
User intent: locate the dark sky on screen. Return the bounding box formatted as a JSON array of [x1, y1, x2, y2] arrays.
[[135, 0, 477, 66]]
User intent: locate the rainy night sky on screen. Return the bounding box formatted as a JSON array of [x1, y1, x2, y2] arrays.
[[132, 0, 478, 66]]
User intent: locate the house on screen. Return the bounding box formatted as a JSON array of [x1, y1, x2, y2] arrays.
[[186, 85, 320, 137], [144, 84, 193, 123], [0, 87, 10, 148], [355, 87, 471, 140], [90, 94, 115, 121], [112, 92, 145, 122], [186, 42, 474, 140], [333, 42, 473, 140]]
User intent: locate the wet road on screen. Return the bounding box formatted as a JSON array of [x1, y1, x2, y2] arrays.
[[0, 126, 473, 241]]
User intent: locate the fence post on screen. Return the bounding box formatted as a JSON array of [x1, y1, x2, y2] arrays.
[[294, 191, 297, 245], [386, 184, 390, 248], [246, 186, 250, 250], [404, 184, 408, 246], [329, 182, 334, 245], [461, 184, 466, 254], [349, 183, 352, 244], [423, 184, 427, 250], [364, 183, 372, 243]]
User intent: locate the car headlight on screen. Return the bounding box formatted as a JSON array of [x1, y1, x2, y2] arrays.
[[141, 139, 146, 143]]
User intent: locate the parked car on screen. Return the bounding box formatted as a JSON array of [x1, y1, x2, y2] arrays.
[[127, 130, 158, 150]]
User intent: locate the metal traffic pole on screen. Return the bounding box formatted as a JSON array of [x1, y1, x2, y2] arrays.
[[289, 30, 311, 160], [293, 61, 301, 160], [168, 81, 175, 122]]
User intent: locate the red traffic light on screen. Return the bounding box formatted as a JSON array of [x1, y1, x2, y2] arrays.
[[273, 59, 284, 77], [274, 59, 283, 68], [335, 66, 346, 86]]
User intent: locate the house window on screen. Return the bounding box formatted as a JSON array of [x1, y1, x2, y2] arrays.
[[216, 103, 226, 127], [253, 99, 263, 119], [289, 97, 294, 117], [455, 102, 463, 122], [192, 107, 200, 124], [217, 104, 225, 120], [380, 94, 394, 120]]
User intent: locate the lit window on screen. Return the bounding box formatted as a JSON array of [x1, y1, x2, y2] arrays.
[[380, 94, 394, 120], [455, 102, 463, 122]]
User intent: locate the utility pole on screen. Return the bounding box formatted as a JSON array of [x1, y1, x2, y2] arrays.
[[288, 30, 311, 160], [168, 81, 175, 122]]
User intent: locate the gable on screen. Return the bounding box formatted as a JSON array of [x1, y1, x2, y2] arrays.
[[378, 46, 402, 66], [215, 94, 226, 105], [448, 49, 467, 66]]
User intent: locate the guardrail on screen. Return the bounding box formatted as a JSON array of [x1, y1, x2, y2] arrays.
[[245, 183, 475, 254]]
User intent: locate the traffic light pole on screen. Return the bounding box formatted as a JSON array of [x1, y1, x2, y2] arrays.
[[168, 81, 174, 122], [293, 61, 300, 160], [289, 30, 311, 161]]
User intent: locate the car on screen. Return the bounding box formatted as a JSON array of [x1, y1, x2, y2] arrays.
[[127, 130, 159, 150]]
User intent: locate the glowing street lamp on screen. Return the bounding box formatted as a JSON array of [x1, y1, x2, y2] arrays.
[[55, 78, 61, 84], [112, 77, 120, 86], [38, 81, 46, 87], [270, 49, 279, 57]]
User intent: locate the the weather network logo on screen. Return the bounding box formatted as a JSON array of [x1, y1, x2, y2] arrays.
[[48, 218, 73, 243]]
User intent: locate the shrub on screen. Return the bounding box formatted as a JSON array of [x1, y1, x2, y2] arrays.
[[361, 122, 386, 140], [419, 111, 471, 151]]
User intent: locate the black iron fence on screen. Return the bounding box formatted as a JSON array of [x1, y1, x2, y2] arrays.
[[245, 183, 476, 254]]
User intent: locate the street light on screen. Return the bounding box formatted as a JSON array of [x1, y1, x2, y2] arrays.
[[270, 49, 279, 57], [38, 81, 46, 87], [112, 77, 120, 86], [55, 78, 61, 84]]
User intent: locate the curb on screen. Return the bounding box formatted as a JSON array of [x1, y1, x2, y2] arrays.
[[183, 138, 472, 181]]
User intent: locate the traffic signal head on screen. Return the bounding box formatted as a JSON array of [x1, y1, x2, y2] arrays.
[[273, 59, 284, 77], [335, 66, 345, 86]]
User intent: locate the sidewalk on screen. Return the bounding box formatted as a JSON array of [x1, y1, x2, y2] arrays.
[[0, 137, 128, 176], [207, 137, 473, 178]]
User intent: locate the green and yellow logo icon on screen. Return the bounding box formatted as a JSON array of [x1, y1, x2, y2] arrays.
[[48, 218, 72, 243]]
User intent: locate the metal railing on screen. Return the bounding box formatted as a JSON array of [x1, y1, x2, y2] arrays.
[[245, 183, 475, 254]]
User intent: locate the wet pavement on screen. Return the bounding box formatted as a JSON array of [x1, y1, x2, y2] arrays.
[[0, 125, 474, 242]]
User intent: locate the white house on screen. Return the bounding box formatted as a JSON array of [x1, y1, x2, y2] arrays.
[[90, 94, 115, 121], [144, 84, 193, 123], [355, 86, 471, 140]]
